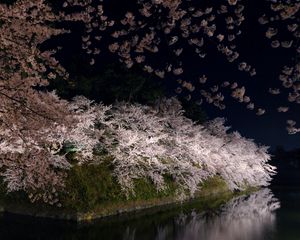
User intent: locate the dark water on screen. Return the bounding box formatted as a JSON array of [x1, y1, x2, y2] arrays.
[[0, 188, 299, 240]]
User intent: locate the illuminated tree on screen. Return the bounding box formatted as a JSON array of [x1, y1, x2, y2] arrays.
[[0, 0, 284, 205]]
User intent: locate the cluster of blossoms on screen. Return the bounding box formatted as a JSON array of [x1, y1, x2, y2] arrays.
[[260, 0, 300, 132], [0, 0, 109, 205], [0, 0, 73, 205], [62, 0, 266, 113], [61, 0, 300, 131], [78, 98, 273, 195], [1, 0, 296, 133], [106, 98, 275, 196], [0, 95, 276, 204]]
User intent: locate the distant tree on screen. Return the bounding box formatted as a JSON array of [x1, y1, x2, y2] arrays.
[[50, 62, 166, 105], [50, 61, 209, 123], [179, 97, 207, 124]]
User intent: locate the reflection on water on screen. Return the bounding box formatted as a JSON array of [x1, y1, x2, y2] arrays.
[[122, 189, 280, 240], [0, 189, 282, 240], [161, 189, 280, 240]]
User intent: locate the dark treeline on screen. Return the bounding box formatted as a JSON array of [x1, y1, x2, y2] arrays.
[[48, 55, 207, 123]]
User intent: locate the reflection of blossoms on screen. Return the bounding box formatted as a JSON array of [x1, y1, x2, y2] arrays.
[[118, 189, 280, 240], [160, 189, 280, 240]]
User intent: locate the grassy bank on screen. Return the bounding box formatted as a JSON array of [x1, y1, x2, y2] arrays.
[[0, 157, 257, 221]]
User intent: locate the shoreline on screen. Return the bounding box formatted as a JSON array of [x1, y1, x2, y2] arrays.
[[0, 185, 257, 222]]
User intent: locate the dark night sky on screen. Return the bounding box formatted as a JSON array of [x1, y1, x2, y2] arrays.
[[205, 0, 300, 150], [180, 0, 300, 150], [50, 0, 299, 150]]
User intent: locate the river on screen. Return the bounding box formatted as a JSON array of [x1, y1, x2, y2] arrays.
[[0, 188, 299, 240]]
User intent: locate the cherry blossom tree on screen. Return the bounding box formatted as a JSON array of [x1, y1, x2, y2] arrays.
[[0, 0, 105, 205], [0, 0, 280, 206], [0, 0, 73, 205], [46, 97, 275, 198]]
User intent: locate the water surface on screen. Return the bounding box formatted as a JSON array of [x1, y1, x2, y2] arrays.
[[0, 188, 299, 240]]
